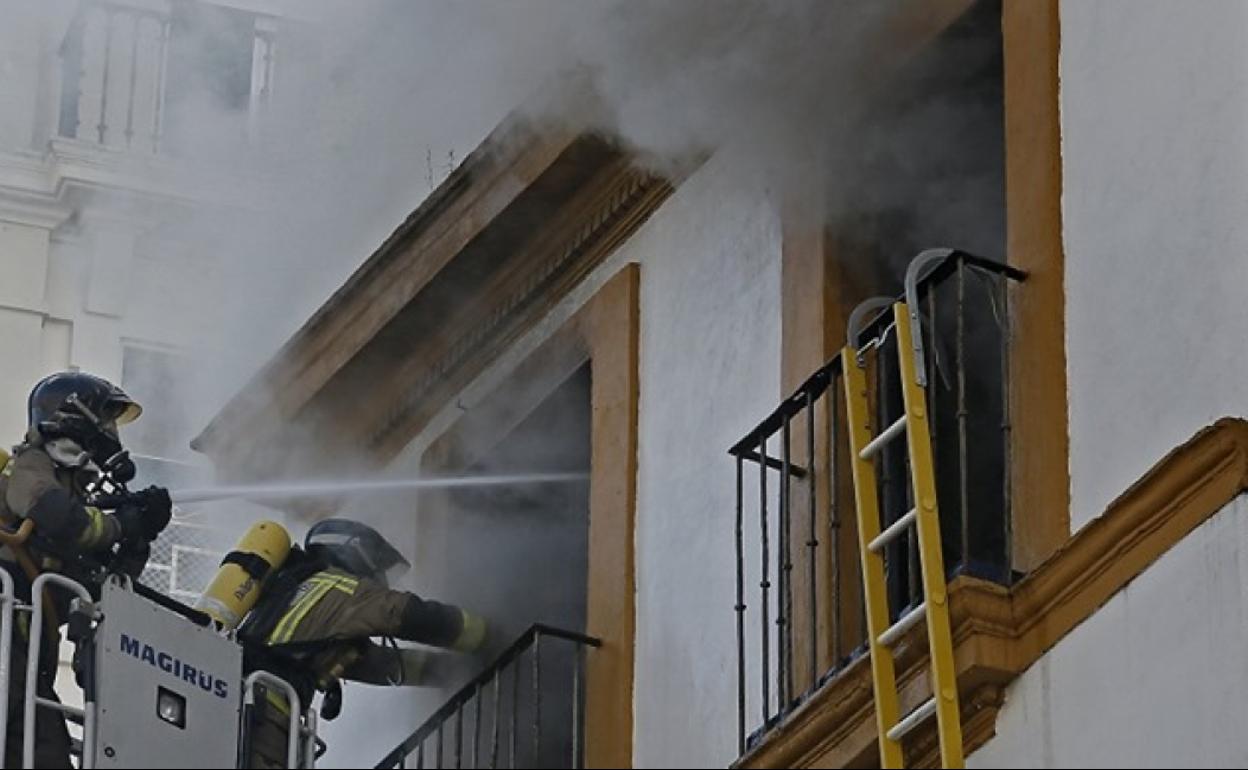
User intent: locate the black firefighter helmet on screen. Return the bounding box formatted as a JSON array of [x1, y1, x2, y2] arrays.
[[27, 371, 142, 479], [305, 519, 411, 586]]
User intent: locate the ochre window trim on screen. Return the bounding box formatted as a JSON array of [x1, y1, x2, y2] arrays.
[[422, 265, 640, 769], [783, 1, 1070, 569], [782, 0, 1069, 572], [762, 0, 1071, 765], [1003, 0, 1068, 571]]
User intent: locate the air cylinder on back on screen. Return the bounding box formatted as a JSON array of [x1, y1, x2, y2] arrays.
[[195, 520, 291, 629]]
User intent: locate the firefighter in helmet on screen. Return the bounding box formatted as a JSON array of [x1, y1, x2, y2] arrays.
[[0, 371, 172, 768], [237, 518, 488, 768]]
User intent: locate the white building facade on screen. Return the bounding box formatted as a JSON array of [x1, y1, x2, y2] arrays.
[[61, 0, 1248, 767]]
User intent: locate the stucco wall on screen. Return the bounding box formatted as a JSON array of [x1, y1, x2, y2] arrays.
[[1063, 0, 1248, 527], [621, 158, 781, 769], [970, 495, 1248, 768], [383, 152, 783, 768]]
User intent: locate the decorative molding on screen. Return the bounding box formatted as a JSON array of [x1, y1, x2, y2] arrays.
[[0, 150, 56, 192], [0, 196, 72, 231], [194, 117, 575, 451], [366, 166, 668, 456], [0, 139, 261, 231], [194, 0, 284, 18], [194, 115, 677, 485], [738, 418, 1248, 768]]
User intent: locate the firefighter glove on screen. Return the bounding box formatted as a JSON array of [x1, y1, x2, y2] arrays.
[[452, 610, 489, 653], [115, 503, 151, 545], [113, 538, 151, 578], [133, 486, 172, 538]]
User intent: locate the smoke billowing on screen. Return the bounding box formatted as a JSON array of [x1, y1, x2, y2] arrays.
[[4, 0, 997, 458], [3, 0, 1006, 764]]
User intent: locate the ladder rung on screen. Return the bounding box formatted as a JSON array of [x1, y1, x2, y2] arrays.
[[886, 697, 937, 742], [859, 416, 907, 460], [878, 601, 926, 647], [869, 508, 917, 553]]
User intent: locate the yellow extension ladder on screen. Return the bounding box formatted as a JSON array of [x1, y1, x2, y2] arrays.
[[842, 250, 964, 769]]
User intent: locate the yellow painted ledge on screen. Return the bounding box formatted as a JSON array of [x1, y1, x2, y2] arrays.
[[738, 418, 1248, 768]]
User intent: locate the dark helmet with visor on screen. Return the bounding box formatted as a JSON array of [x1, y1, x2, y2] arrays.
[[305, 518, 411, 586]]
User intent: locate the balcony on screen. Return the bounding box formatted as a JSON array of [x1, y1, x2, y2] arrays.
[[374, 625, 600, 770], [54, 0, 276, 158], [729, 249, 1025, 763]]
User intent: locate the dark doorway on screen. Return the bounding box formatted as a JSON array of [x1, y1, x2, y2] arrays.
[[831, 0, 1012, 612], [421, 364, 591, 767]]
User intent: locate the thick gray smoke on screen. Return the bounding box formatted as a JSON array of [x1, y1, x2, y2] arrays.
[[1, 0, 996, 458], [186, 0, 898, 406], [0, 0, 942, 444], [3, 0, 1003, 764]]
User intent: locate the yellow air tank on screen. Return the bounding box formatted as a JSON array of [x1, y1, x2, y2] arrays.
[[196, 520, 291, 630]]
